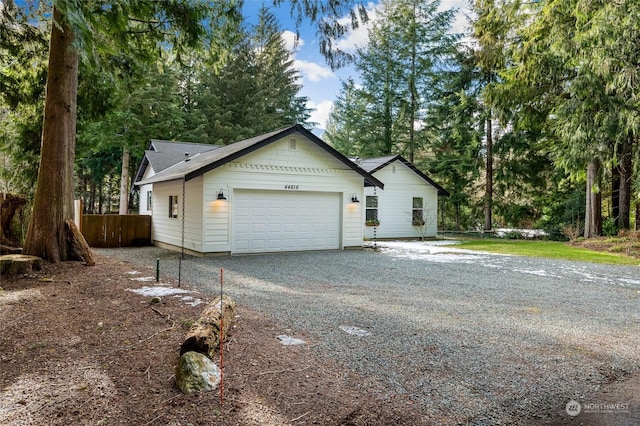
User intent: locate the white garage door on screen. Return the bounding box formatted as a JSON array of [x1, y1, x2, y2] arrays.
[[233, 189, 341, 253]]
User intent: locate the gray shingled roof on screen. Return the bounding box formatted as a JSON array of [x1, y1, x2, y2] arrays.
[[135, 125, 384, 188], [356, 155, 398, 173], [146, 140, 220, 173], [132, 140, 220, 188]]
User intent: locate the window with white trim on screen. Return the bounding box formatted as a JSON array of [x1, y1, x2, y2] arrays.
[[366, 196, 378, 224], [412, 197, 424, 225], [169, 195, 178, 218], [146, 191, 153, 211]]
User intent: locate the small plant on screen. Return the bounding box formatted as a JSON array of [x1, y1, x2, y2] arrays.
[[412, 219, 425, 226], [562, 220, 583, 241], [365, 219, 380, 226], [602, 217, 617, 236]]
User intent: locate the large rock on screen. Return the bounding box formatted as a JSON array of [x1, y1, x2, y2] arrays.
[[175, 351, 221, 394]]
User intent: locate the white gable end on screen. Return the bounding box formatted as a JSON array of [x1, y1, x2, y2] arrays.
[[364, 160, 439, 239]]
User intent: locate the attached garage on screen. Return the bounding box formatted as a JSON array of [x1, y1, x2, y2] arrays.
[[134, 125, 384, 255], [232, 190, 340, 253]]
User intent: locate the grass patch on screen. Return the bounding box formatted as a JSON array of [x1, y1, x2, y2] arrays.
[[457, 239, 640, 266]]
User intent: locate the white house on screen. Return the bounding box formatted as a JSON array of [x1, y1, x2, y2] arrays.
[[134, 125, 384, 254], [134, 140, 219, 216], [358, 155, 448, 240]]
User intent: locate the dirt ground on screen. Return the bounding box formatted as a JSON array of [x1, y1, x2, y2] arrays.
[[571, 233, 640, 259], [0, 254, 424, 425], [1, 245, 639, 425]]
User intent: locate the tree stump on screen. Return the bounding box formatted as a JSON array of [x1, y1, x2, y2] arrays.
[[0, 254, 42, 276], [180, 295, 236, 360]]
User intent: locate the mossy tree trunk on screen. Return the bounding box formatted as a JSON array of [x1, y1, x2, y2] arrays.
[[23, 6, 91, 263]]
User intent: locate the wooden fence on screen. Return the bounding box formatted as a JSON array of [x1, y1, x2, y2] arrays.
[[81, 215, 151, 248]]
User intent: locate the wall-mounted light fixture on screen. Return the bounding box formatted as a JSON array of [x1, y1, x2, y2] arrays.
[[217, 188, 227, 200], [351, 193, 360, 203]]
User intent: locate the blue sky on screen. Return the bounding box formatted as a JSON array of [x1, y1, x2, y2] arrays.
[[242, 0, 472, 129]]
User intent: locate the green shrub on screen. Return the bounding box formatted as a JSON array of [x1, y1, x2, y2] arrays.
[[602, 217, 618, 237], [504, 230, 524, 239]]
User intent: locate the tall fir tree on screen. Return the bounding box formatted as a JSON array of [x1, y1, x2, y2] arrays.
[[331, 0, 456, 159], [194, 6, 311, 144]]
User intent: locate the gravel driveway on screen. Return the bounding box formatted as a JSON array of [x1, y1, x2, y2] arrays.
[[97, 241, 640, 424]]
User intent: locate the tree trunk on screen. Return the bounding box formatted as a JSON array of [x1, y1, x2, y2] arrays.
[[23, 6, 90, 263], [98, 179, 104, 213], [119, 145, 130, 215], [89, 180, 95, 214], [611, 163, 620, 229], [584, 159, 602, 238], [408, 8, 417, 164], [484, 115, 493, 231], [617, 136, 632, 230], [1, 193, 27, 247]]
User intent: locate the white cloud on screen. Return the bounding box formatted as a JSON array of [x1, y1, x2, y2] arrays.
[[294, 59, 335, 82], [307, 100, 334, 128], [281, 30, 303, 52], [335, 2, 378, 53], [334, 0, 471, 53], [439, 0, 472, 36]]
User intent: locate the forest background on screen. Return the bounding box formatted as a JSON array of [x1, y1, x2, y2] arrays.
[[1, 0, 639, 256]]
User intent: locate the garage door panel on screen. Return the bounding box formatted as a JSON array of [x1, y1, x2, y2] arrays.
[[233, 190, 341, 253], [252, 223, 266, 233], [268, 223, 282, 232]]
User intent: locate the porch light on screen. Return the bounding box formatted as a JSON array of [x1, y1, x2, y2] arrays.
[[217, 189, 227, 200], [351, 193, 360, 203]]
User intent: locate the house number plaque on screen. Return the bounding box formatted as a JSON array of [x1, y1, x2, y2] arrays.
[[284, 185, 299, 190]]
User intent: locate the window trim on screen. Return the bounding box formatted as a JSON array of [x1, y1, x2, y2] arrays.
[[146, 191, 153, 211], [412, 197, 424, 226], [365, 195, 379, 225], [169, 195, 178, 219]]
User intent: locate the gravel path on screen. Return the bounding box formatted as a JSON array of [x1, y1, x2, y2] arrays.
[[96, 242, 640, 424]]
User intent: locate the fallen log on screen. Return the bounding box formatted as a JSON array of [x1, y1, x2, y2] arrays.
[[0, 254, 42, 276], [180, 295, 236, 359]]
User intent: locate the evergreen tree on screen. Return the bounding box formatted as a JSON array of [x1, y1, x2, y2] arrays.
[[497, 0, 640, 234], [251, 6, 311, 129], [335, 0, 456, 158], [324, 79, 371, 157], [470, 0, 511, 231], [0, 1, 49, 193], [5, 0, 356, 261], [424, 48, 483, 230], [195, 6, 311, 144]]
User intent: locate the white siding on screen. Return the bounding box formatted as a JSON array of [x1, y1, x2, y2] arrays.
[[150, 177, 204, 251], [201, 133, 364, 253], [364, 160, 439, 239], [138, 165, 156, 216]]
